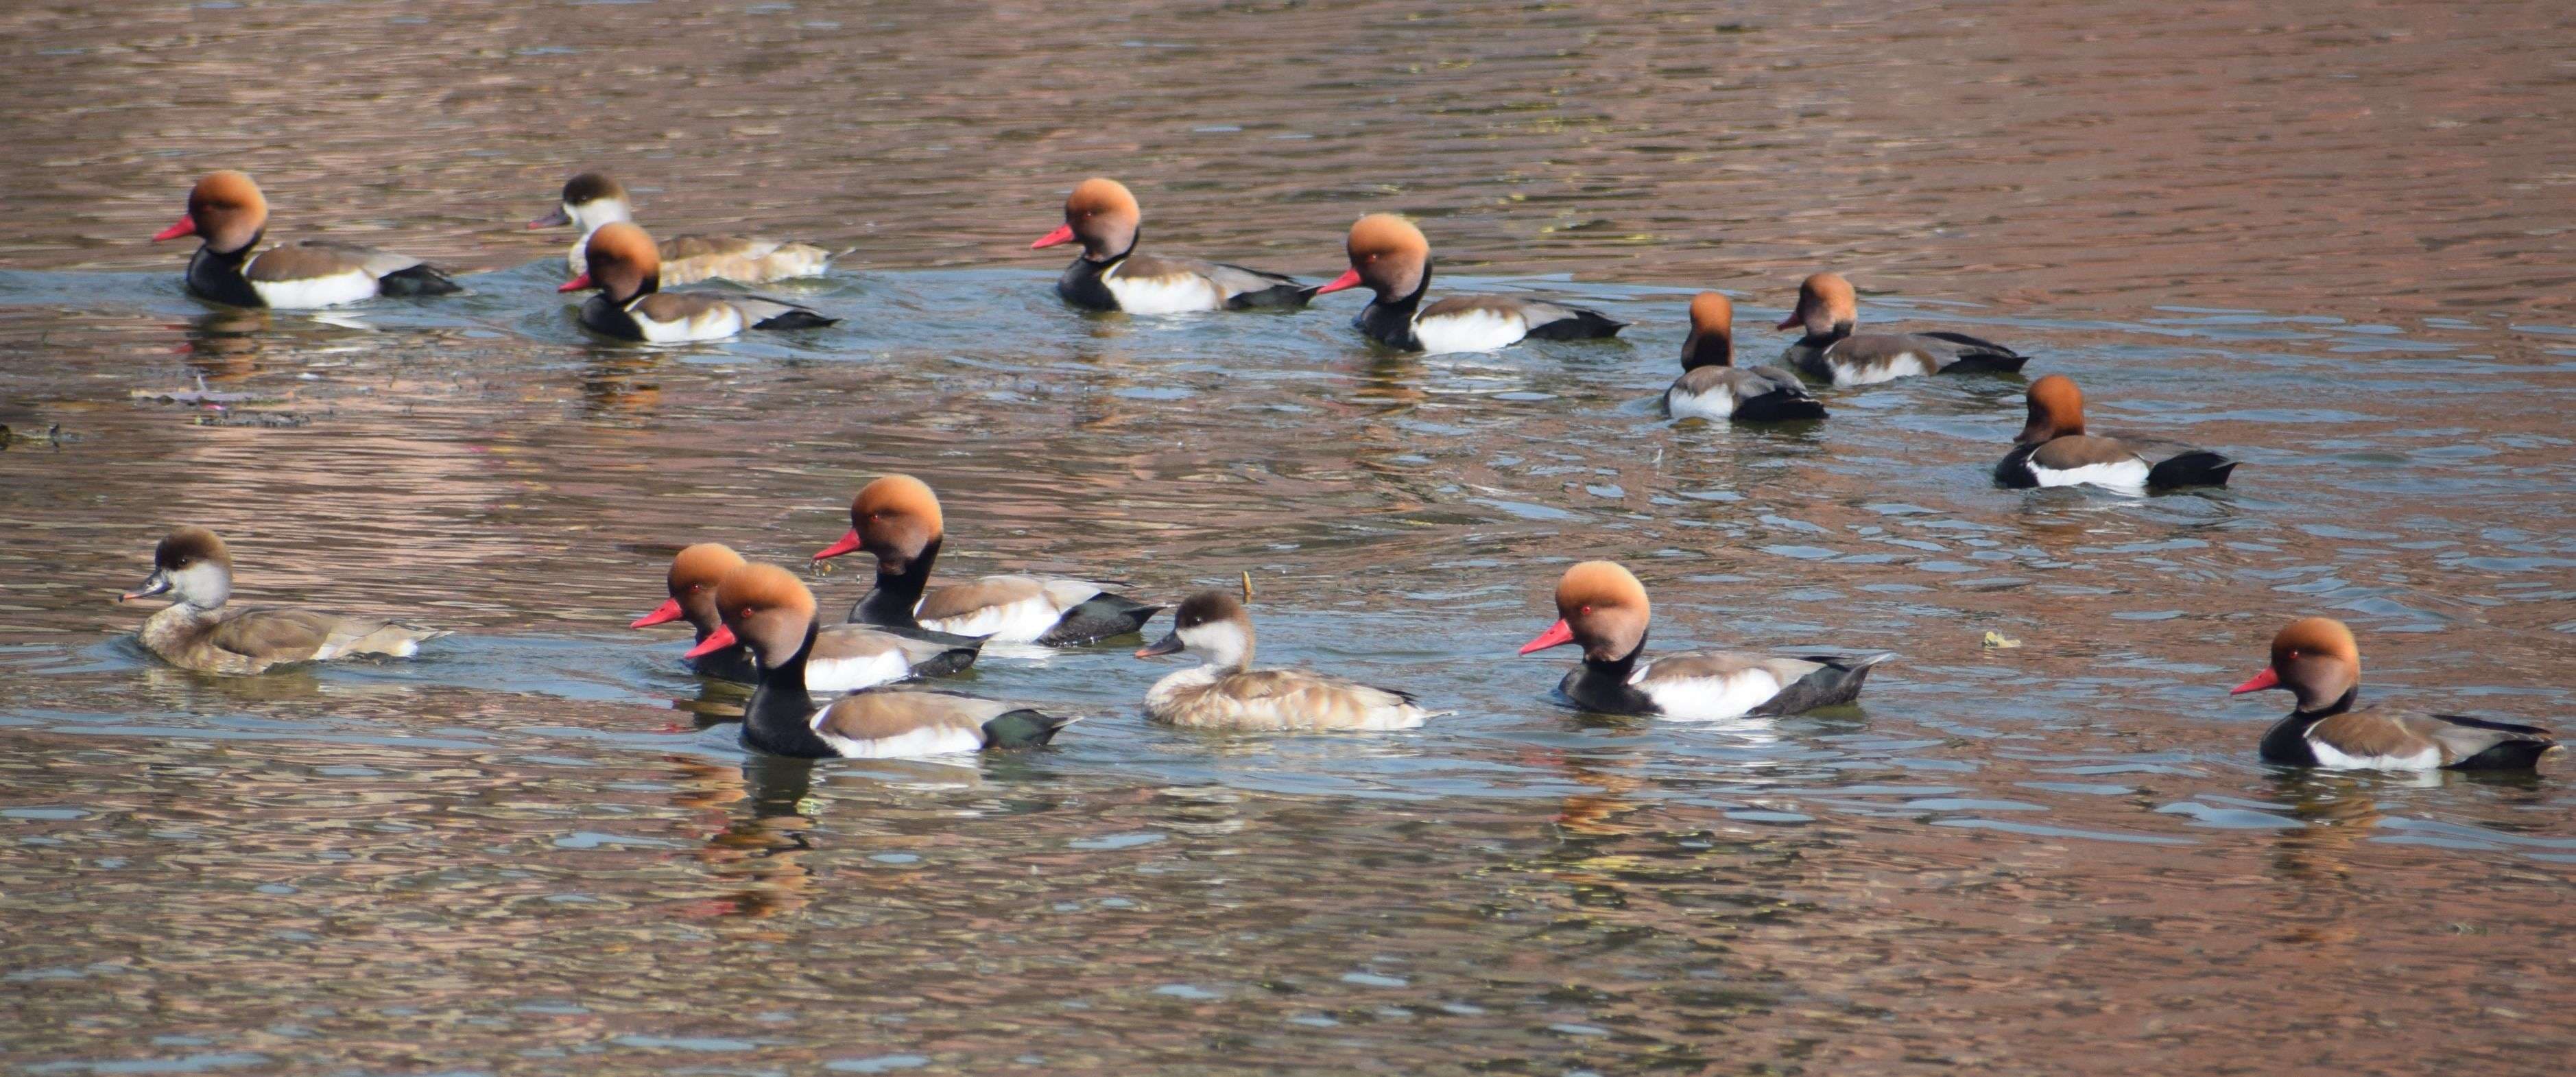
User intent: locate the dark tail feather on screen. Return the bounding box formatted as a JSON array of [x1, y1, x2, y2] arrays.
[[1732, 390, 1828, 423], [1230, 282, 1321, 310], [378, 264, 462, 296], [1035, 593, 1163, 648], [2148, 450, 2237, 490], [1936, 351, 2031, 375], [981, 710, 1080, 749], [1751, 652, 1892, 716], [908, 642, 982, 679], [752, 310, 839, 331], [1527, 307, 1628, 341]]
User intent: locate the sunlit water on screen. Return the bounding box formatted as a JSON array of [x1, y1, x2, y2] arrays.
[[5, 1, 2575, 1074]]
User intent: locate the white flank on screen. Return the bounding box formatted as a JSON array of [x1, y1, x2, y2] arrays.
[[632, 303, 745, 344], [804, 650, 914, 693], [1636, 665, 1785, 722], [1667, 388, 1734, 422], [811, 720, 988, 759], [2306, 735, 2442, 771], [2029, 458, 2151, 495], [1828, 348, 1933, 387], [392, 639, 420, 657], [250, 271, 379, 309], [1411, 308, 1529, 354], [917, 594, 1068, 643], [1104, 266, 1224, 314]]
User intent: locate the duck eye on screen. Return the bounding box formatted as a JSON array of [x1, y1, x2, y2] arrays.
[[1579, 604, 1593, 614]]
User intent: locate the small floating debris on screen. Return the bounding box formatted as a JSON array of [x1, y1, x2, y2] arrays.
[[1981, 630, 2023, 650]]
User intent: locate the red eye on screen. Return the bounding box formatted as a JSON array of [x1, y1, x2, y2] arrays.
[[1579, 605, 1592, 614]]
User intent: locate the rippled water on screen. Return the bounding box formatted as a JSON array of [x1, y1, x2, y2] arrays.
[[5, 1, 2575, 1073]]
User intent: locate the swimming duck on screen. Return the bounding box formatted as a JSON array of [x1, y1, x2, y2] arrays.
[[1665, 292, 1826, 422], [1995, 375, 2236, 493], [1315, 214, 1625, 353], [1031, 177, 1315, 313], [529, 171, 833, 285], [559, 223, 836, 342], [631, 543, 978, 689], [811, 475, 1160, 646], [2230, 617, 2557, 770], [154, 171, 461, 308], [1517, 561, 1888, 720], [1776, 272, 2028, 385], [120, 526, 444, 675], [695, 563, 1076, 759], [1133, 590, 1431, 731]]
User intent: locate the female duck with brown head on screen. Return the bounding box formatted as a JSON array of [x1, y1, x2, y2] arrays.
[[1517, 562, 1889, 720], [631, 543, 979, 689], [1776, 272, 2029, 386], [153, 171, 461, 309], [1665, 292, 1827, 423], [1996, 375, 2235, 493], [120, 526, 446, 675], [1133, 591, 1433, 731], [692, 563, 1076, 759], [529, 171, 834, 285], [1315, 214, 1625, 354], [1031, 177, 1317, 313], [811, 475, 1162, 646], [2230, 617, 2556, 770], [559, 222, 837, 342]]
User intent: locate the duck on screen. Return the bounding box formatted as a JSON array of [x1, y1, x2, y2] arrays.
[[528, 171, 833, 286], [1516, 561, 1889, 720], [1315, 214, 1625, 353], [1664, 292, 1827, 422], [152, 171, 461, 309], [2230, 617, 2557, 770], [1996, 375, 2236, 493], [1031, 177, 1316, 313], [811, 475, 1161, 646], [697, 563, 1077, 759], [119, 526, 445, 675], [630, 543, 979, 690], [1776, 272, 2029, 386], [1132, 590, 1431, 731], [558, 223, 836, 342]]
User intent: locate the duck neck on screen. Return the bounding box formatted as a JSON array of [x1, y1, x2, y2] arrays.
[[1681, 331, 1734, 370], [2293, 687, 2359, 720], [741, 621, 837, 757], [852, 536, 942, 628], [1357, 260, 1433, 348], [1564, 630, 1658, 713]]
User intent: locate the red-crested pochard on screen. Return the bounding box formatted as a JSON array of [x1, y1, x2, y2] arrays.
[[1665, 292, 1827, 422], [1777, 272, 2029, 386], [698, 563, 1076, 759], [1031, 177, 1316, 313], [812, 475, 1161, 646], [558, 223, 835, 342], [2230, 617, 2557, 770], [1133, 591, 1432, 731], [529, 171, 834, 286], [153, 171, 461, 309], [1315, 214, 1625, 353], [1516, 562, 1889, 720], [1996, 375, 2235, 493], [119, 526, 446, 675], [632, 543, 978, 690]]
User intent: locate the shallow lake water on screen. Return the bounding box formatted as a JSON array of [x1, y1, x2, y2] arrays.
[[4, 1, 2575, 1074]]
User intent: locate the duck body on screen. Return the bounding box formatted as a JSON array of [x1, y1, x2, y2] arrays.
[[1782, 329, 2030, 386], [708, 564, 1074, 761], [536, 172, 833, 285], [1134, 591, 1431, 731], [1554, 637, 1887, 721], [1665, 292, 1826, 422], [638, 543, 979, 690], [123, 525, 443, 676], [2257, 700, 2557, 772], [1998, 375, 2235, 493]]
